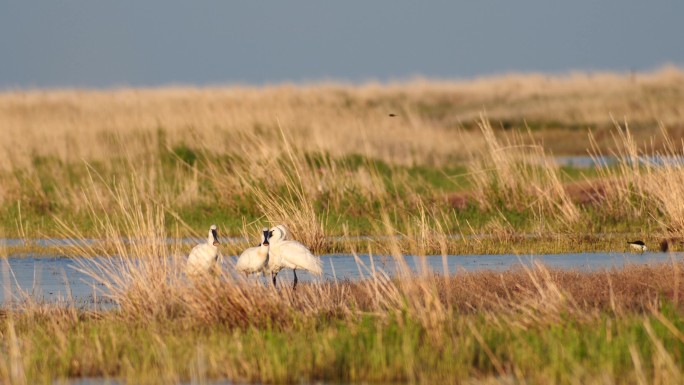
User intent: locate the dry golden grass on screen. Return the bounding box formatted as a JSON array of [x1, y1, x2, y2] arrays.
[[2, 66, 683, 173], [585, 118, 684, 237], [469, 115, 580, 225], [0, 84, 476, 172], [1, 67, 684, 247]]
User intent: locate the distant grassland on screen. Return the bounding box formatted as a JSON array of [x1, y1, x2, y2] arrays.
[[2, 66, 683, 170], [1, 67, 684, 250]]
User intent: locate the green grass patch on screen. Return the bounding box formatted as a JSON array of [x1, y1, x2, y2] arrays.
[[4, 307, 684, 384]]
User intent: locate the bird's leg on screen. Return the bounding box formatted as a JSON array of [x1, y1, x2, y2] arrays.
[[293, 269, 298, 290]]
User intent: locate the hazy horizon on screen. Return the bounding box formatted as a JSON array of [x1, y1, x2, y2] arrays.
[[2, 2, 683, 89]]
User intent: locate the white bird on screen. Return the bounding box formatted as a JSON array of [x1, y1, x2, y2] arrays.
[[270, 224, 291, 241], [187, 224, 221, 275], [267, 224, 322, 288], [235, 228, 271, 275]]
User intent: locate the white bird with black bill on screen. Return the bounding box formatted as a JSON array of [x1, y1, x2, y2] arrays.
[[266, 225, 322, 289], [236, 228, 271, 275], [187, 224, 221, 275]]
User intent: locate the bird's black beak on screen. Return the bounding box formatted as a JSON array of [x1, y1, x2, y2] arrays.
[[212, 229, 220, 246], [262, 229, 270, 246]]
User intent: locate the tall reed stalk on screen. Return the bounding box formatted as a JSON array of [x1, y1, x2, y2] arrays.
[[469, 115, 580, 226]]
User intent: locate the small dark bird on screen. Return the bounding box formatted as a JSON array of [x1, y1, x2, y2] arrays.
[[388, 113, 397, 117], [627, 240, 647, 253]]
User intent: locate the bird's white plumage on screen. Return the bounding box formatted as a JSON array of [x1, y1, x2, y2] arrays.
[[187, 225, 220, 275], [269, 225, 290, 242], [629, 242, 647, 252], [268, 240, 323, 275], [236, 228, 270, 274], [235, 245, 269, 274], [267, 224, 322, 277]]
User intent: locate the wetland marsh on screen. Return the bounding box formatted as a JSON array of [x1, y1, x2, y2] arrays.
[[3, 69, 684, 384]]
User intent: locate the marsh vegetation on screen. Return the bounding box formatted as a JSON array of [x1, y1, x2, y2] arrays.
[[3, 68, 684, 383]]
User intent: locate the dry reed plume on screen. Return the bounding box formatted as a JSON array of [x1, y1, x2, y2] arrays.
[[469, 114, 580, 226], [587, 118, 684, 237]]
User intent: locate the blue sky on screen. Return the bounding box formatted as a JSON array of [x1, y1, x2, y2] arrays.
[[1, 1, 683, 88]]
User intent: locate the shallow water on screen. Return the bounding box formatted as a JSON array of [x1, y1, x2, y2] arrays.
[[2, 251, 681, 306], [0, 256, 109, 307], [554, 155, 684, 168], [317, 251, 682, 280]]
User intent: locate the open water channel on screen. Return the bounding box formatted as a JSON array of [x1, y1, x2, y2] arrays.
[[2, 247, 681, 306]]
